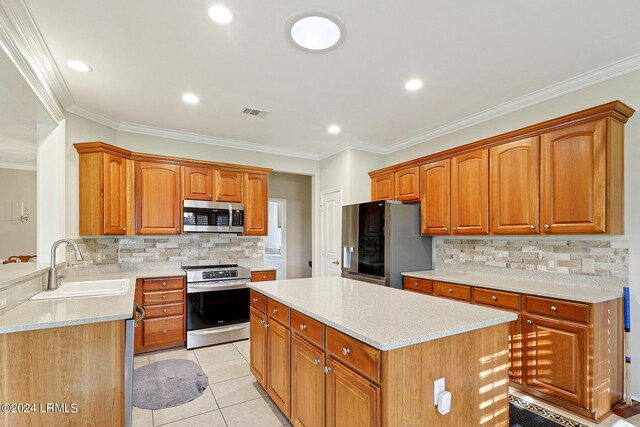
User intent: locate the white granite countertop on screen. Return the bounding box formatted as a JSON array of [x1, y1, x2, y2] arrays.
[[238, 262, 277, 272], [401, 270, 622, 303], [0, 263, 51, 290], [249, 276, 516, 351], [0, 267, 185, 334]]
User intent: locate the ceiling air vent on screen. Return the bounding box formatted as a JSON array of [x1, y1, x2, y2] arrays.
[[241, 108, 267, 117]]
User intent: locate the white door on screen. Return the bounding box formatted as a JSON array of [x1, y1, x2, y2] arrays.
[[321, 189, 342, 276]]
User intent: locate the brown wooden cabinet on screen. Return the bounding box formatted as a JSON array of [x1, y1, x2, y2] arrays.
[[291, 335, 325, 427], [490, 137, 540, 234], [451, 149, 489, 235], [420, 159, 450, 235], [244, 173, 269, 235], [267, 317, 291, 417], [134, 276, 186, 354], [541, 119, 623, 234], [370, 172, 394, 201], [394, 167, 420, 202], [215, 170, 243, 202], [249, 307, 268, 387], [252, 270, 277, 282], [183, 166, 213, 201], [136, 161, 182, 234]]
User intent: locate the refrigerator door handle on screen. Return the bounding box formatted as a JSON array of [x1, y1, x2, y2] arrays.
[[343, 246, 355, 269]]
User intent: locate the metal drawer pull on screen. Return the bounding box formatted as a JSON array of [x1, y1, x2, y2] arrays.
[[491, 296, 497, 301], [162, 329, 167, 334], [162, 295, 167, 299], [252, 298, 259, 302], [414, 282, 419, 287], [452, 227, 457, 231], [544, 224, 550, 229], [313, 358, 320, 365], [259, 319, 264, 325], [163, 308, 167, 313], [324, 366, 331, 373], [342, 348, 351, 355], [264, 323, 269, 329], [529, 225, 535, 229], [300, 324, 307, 331], [162, 281, 167, 286], [272, 308, 278, 313], [448, 288, 453, 293], [551, 306, 558, 311], [527, 320, 533, 324], [262, 275, 266, 279], [444, 227, 448, 231]]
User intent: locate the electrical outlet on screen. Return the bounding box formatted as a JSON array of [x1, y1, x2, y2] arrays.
[[547, 258, 557, 271], [434, 377, 445, 405], [0, 298, 6, 308], [582, 258, 595, 274]]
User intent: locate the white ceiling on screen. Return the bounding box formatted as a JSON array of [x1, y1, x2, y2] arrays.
[[0, 81, 36, 168], [23, 0, 640, 157]]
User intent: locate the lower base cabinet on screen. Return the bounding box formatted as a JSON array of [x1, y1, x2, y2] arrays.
[[267, 318, 291, 418], [249, 307, 268, 386], [291, 335, 325, 427]]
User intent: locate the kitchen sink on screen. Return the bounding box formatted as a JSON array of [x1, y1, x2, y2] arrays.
[[30, 279, 130, 300]]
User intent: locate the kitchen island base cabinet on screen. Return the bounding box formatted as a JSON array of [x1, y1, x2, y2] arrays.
[[267, 317, 291, 418], [291, 336, 325, 427], [327, 357, 380, 427], [249, 307, 268, 386]]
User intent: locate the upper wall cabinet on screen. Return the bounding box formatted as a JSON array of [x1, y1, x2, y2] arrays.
[[541, 119, 623, 234], [490, 137, 540, 235], [183, 166, 214, 201], [136, 161, 183, 235], [244, 173, 269, 236], [370, 172, 394, 201], [75, 144, 131, 236], [216, 170, 243, 202], [394, 167, 420, 202], [420, 160, 450, 235], [451, 149, 489, 235]]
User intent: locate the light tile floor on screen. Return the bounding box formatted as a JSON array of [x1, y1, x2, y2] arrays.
[[133, 340, 291, 427], [134, 340, 640, 427]]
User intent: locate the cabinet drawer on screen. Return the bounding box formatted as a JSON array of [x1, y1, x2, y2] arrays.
[[525, 296, 589, 323], [250, 289, 267, 313], [142, 277, 184, 292], [326, 327, 381, 384], [143, 289, 184, 305], [433, 281, 471, 301], [403, 276, 433, 294], [473, 288, 521, 311], [268, 298, 290, 326], [291, 310, 324, 348], [252, 270, 277, 282], [144, 302, 184, 319], [143, 315, 184, 346]]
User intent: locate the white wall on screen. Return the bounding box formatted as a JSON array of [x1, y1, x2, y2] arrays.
[[385, 69, 640, 398], [0, 168, 36, 260], [320, 149, 384, 205]]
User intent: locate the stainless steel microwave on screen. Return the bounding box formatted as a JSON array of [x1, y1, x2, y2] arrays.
[[183, 200, 245, 233]]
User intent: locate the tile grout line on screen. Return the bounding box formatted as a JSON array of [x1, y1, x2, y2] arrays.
[[153, 409, 220, 427]]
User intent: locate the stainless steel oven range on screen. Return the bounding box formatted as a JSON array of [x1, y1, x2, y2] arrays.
[[183, 264, 251, 349]]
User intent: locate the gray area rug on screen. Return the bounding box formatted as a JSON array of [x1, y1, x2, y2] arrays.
[[133, 359, 209, 410]]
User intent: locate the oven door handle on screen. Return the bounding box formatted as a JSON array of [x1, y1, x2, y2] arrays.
[[189, 324, 248, 336], [188, 281, 250, 292]]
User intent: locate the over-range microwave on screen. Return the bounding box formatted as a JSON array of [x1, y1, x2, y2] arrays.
[[183, 200, 244, 233]]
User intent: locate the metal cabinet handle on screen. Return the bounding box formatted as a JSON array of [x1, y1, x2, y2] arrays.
[[342, 348, 351, 355], [259, 319, 264, 325], [324, 366, 331, 374], [527, 320, 533, 325], [264, 323, 269, 329], [134, 303, 145, 327], [551, 306, 558, 311], [176, 228, 181, 232], [491, 296, 497, 301], [217, 195, 221, 199], [544, 224, 550, 229], [162, 281, 167, 286], [452, 227, 458, 231], [448, 288, 453, 293], [162, 329, 167, 334], [529, 225, 535, 229], [163, 308, 167, 313], [262, 275, 267, 279], [272, 308, 278, 313], [314, 358, 320, 365], [300, 324, 307, 331], [123, 227, 127, 231], [252, 298, 259, 302], [162, 295, 167, 299], [414, 282, 419, 287], [444, 227, 448, 231], [208, 194, 212, 198]]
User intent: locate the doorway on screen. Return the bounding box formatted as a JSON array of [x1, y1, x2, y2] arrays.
[[320, 188, 342, 277], [265, 198, 286, 280]]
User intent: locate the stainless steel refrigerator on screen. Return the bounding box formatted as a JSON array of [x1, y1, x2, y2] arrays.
[[342, 200, 432, 288]]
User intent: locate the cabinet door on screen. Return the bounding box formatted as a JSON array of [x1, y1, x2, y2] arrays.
[[394, 167, 420, 202], [134, 281, 144, 353], [326, 358, 380, 427], [244, 173, 269, 235], [451, 150, 489, 234], [291, 335, 325, 427], [249, 307, 268, 387], [490, 138, 539, 234], [103, 153, 127, 235], [541, 120, 606, 234], [136, 161, 182, 234], [216, 170, 243, 202], [267, 318, 291, 417], [370, 172, 394, 201], [509, 314, 522, 384], [523, 314, 588, 409], [420, 159, 450, 235], [183, 166, 213, 201]]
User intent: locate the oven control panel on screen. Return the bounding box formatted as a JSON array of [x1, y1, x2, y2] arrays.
[[202, 270, 238, 280]]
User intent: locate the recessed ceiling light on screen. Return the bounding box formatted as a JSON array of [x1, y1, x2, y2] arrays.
[[182, 94, 200, 104], [328, 125, 341, 134], [66, 60, 91, 72], [208, 5, 232, 24], [405, 79, 423, 91], [288, 13, 345, 52]]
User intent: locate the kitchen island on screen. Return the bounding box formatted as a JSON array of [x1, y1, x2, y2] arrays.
[[249, 276, 517, 426]]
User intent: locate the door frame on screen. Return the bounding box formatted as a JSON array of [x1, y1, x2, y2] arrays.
[[267, 197, 287, 280], [320, 187, 343, 277]]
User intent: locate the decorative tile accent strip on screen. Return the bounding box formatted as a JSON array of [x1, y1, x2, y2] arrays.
[[436, 238, 628, 289], [508, 394, 589, 427], [66, 234, 264, 267]]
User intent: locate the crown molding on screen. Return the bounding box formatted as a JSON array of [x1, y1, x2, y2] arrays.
[[318, 140, 388, 160], [67, 103, 120, 129], [0, 161, 36, 170], [0, 0, 69, 123]]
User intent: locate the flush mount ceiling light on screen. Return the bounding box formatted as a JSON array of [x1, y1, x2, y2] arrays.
[[66, 60, 91, 72], [288, 12, 345, 52], [208, 5, 232, 24], [182, 93, 200, 104], [405, 79, 423, 91], [327, 125, 341, 134]]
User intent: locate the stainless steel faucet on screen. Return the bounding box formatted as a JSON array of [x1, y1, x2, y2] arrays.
[[47, 239, 83, 291]]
